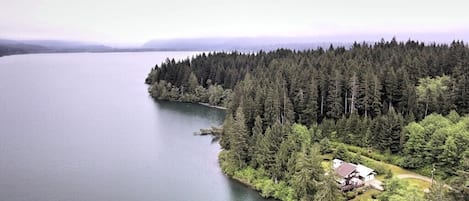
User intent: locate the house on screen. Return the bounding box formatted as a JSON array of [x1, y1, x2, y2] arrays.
[[335, 162, 362, 187], [356, 164, 376, 182], [332, 159, 376, 191]]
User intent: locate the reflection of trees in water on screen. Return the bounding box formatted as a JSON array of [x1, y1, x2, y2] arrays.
[[154, 100, 225, 123], [226, 175, 277, 201]]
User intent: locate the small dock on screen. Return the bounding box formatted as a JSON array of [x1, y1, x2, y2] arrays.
[[194, 126, 223, 136]]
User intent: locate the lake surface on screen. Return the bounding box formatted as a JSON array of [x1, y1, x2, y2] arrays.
[[0, 52, 270, 201]]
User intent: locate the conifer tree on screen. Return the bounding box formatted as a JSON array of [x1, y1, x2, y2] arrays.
[[264, 85, 281, 127], [187, 72, 199, 93], [230, 107, 249, 168], [371, 74, 383, 117], [314, 171, 344, 201], [453, 60, 469, 114], [250, 115, 263, 167], [292, 145, 323, 201], [303, 78, 319, 126], [220, 115, 234, 149], [327, 69, 343, 119]]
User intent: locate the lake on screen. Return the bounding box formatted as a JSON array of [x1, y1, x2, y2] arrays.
[[0, 52, 270, 201]]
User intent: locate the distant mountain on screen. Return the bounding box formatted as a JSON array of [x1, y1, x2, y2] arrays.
[[20, 40, 113, 50], [0, 39, 50, 56], [0, 39, 126, 57], [142, 37, 352, 51]]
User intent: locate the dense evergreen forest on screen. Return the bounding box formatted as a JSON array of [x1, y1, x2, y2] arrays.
[[146, 39, 469, 201]]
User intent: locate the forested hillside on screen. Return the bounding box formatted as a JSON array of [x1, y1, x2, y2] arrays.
[[146, 39, 469, 200]]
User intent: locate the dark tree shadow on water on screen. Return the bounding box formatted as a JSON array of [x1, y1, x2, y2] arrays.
[[153, 100, 226, 122]]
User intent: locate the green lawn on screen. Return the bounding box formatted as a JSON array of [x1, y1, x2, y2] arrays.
[[326, 142, 435, 197], [403, 178, 432, 190], [382, 163, 417, 175], [349, 151, 416, 176], [359, 155, 431, 190]]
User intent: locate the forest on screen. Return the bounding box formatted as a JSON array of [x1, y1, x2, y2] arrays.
[[145, 39, 469, 201]]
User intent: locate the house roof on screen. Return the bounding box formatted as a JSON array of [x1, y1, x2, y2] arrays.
[[335, 163, 357, 178], [356, 164, 375, 177]]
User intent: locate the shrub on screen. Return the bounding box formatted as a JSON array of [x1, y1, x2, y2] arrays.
[[393, 156, 405, 167], [232, 167, 295, 201], [234, 166, 257, 183], [385, 169, 393, 179], [350, 153, 363, 164], [334, 144, 351, 161], [346, 191, 356, 200], [365, 151, 386, 162], [362, 160, 386, 175], [332, 142, 389, 162], [401, 155, 423, 169], [273, 181, 295, 201], [219, 150, 237, 176], [416, 165, 435, 178], [259, 179, 276, 198], [320, 137, 332, 154], [357, 189, 364, 195]]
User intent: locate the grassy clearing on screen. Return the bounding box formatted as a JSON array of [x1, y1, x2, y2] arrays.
[[361, 155, 417, 175], [358, 154, 431, 190], [383, 163, 416, 175], [328, 142, 433, 193], [330, 141, 419, 176], [403, 178, 432, 190], [323, 141, 436, 199]]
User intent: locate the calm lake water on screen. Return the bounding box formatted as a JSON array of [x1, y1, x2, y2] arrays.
[[0, 52, 270, 201]]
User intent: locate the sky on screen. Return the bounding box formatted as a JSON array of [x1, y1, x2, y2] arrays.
[[0, 0, 468, 45]]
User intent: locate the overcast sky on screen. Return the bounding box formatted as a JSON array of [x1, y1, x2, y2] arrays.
[[1, 0, 468, 45]]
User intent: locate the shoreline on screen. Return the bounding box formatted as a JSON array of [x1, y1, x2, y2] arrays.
[[149, 97, 228, 110], [198, 102, 227, 110], [219, 159, 280, 201], [229, 174, 258, 191]]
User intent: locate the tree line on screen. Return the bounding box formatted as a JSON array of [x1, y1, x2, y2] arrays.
[[146, 39, 469, 120]]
